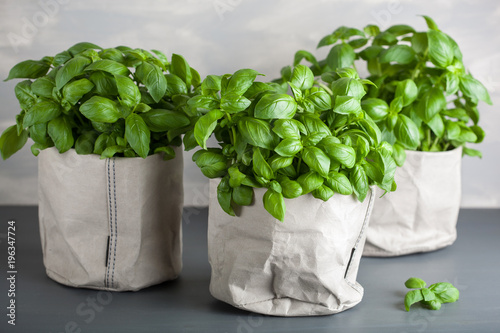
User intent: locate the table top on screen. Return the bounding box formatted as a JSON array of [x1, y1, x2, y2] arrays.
[[0, 206, 499, 333]]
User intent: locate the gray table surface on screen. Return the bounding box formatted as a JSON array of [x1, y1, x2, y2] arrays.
[[0, 207, 499, 333]]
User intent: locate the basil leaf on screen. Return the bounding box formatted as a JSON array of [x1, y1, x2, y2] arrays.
[[85, 59, 130, 76], [154, 146, 176, 160], [201, 75, 222, 95], [463, 147, 482, 158], [379, 45, 416, 64], [195, 151, 227, 178], [0, 125, 29, 160], [32, 77, 56, 98], [263, 189, 285, 222], [5, 59, 50, 81], [290, 65, 314, 91], [23, 100, 61, 127], [125, 113, 151, 158], [279, 177, 303, 199], [405, 277, 427, 289], [404, 290, 424, 312], [459, 75, 493, 105], [395, 79, 418, 107], [392, 143, 406, 167], [55, 56, 91, 90], [302, 146, 330, 178], [299, 114, 332, 137], [326, 43, 355, 70], [232, 185, 253, 206], [325, 171, 353, 195], [272, 119, 303, 139], [217, 178, 235, 216], [427, 30, 454, 68], [170, 54, 192, 87], [48, 116, 74, 153], [89, 71, 118, 96], [67, 42, 102, 56], [422, 300, 442, 311], [386, 24, 415, 36], [62, 78, 94, 106], [75, 131, 99, 155], [429, 282, 460, 303], [15, 80, 36, 110], [313, 185, 334, 201], [269, 155, 293, 172], [221, 93, 251, 113], [254, 93, 298, 120], [427, 113, 445, 138], [297, 171, 324, 194], [416, 88, 446, 122], [395, 114, 420, 150], [140, 109, 190, 133], [228, 166, 246, 188], [307, 90, 332, 111], [135, 61, 167, 103], [194, 109, 224, 149], [274, 138, 303, 157], [317, 137, 356, 168], [253, 147, 274, 180], [331, 77, 366, 99], [188, 95, 219, 110], [164, 74, 188, 96], [80, 96, 121, 123], [225, 69, 260, 96], [238, 117, 277, 150], [293, 50, 320, 69], [350, 164, 369, 202], [115, 75, 141, 107]]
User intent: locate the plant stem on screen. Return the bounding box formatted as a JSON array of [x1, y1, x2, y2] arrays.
[[296, 157, 302, 174], [318, 82, 333, 95]]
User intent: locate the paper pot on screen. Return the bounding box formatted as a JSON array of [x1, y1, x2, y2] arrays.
[[38, 147, 183, 291], [207, 179, 376, 316], [363, 147, 462, 257]]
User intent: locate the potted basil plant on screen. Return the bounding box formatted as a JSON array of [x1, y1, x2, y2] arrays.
[[305, 16, 492, 256], [186, 65, 398, 316], [0, 42, 200, 291]]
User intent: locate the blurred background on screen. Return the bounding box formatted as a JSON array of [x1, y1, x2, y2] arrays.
[[0, 0, 498, 207]]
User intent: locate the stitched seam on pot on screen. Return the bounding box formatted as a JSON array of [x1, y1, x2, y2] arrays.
[[105, 158, 112, 289], [111, 158, 117, 289]]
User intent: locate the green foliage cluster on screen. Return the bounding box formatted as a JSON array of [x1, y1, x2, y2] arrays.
[[404, 277, 459, 311], [0, 42, 199, 160], [189, 65, 397, 221]]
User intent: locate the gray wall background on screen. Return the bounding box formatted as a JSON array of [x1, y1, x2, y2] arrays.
[[0, 0, 499, 207]]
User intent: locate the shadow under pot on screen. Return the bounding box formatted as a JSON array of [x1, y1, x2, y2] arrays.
[[38, 147, 184, 291], [363, 147, 462, 257], [207, 179, 376, 316]]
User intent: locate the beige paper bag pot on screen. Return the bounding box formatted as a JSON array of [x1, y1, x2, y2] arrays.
[[208, 179, 376, 316], [363, 147, 462, 257], [38, 147, 183, 291]]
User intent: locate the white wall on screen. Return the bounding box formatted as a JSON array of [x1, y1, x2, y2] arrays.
[[0, 0, 499, 207]]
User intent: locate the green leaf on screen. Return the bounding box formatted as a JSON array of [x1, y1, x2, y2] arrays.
[[15, 80, 36, 110], [307, 90, 332, 111], [428, 30, 454, 68], [5, 60, 50, 81], [470, 125, 485, 143], [228, 166, 246, 188], [317, 34, 338, 48], [325, 171, 353, 195], [238, 117, 277, 150], [458, 124, 477, 143], [302, 146, 330, 178], [326, 43, 356, 70], [313, 185, 334, 201], [429, 282, 460, 303], [421, 288, 436, 302], [297, 171, 324, 194], [48, 116, 74, 153], [187, 95, 219, 110], [55, 56, 91, 90], [85, 59, 130, 76], [125, 113, 151, 158], [135, 61, 167, 103], [386, 24, 415, 36], [89, 71, 117, 96], [379, 45, 416, 64], [361, 98, 389, 122], [217, 178, 235, 216], [263, 189, 285, 222], [253, 147, 274, 180], [226, 69, 261, 96], [75, 131, 99, 155], [170, 54, 192, 86], [154, 146, 176, 160], [272, 119, 302, 139], [290, 65, 314, 91], [232, 185, 253, 206], [279, 177, 303, 199], [274, 138, 303, 157], [201, 75, 222, 95], [405, 290, 424, 312], [411, 32, 428, 54], [405, 277, 427, 289], [395, 79, 418, 107], [392, 143, 406, 167], [62, 78, 94, 106], [422, 300, 442, 311], [195, 151, 227, 178], [459, 75, 493, 105], [395, 114, 420, 150], [350, 164, 369, 202], [141, 109, 190, 132], [421, 15, 439, 31], [221, 93, 251, 113], [80, 96, 121, 123], [293, 50, 320, 69], [334, 96, 362, 115], [300, 114, 332, 137], [194, 109, 224, 149], [31, 77, 55, 98], [364, 25, 380, 37], [317, 137, 356, 168], [254, 93, 297, 120], [23, 100, 61, 127], [463, 147, 482, 158], [115, 75, 141, 107], [427, 114, 445, 138], [100, 145, 127, 159], [164, 74, 188, 96], [331, 77, 366, 99], [67, 42, 102, 56], [416, 88, 447, 122], [0, 125, 28, 160], [445, 72, 459, 95]]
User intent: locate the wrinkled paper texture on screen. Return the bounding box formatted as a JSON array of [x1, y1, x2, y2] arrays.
[[38, 147, 183, 291], [208, 179, 375, 316], [364, 147, 462, 257]]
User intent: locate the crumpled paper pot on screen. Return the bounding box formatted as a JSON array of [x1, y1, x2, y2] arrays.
[[363, 147, 462, 257], [208, 179, 376, 316], [38, 147, 183, 291]]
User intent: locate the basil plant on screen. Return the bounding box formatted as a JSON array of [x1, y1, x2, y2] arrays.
[[294, 16, 491, 165], [187, 65, 398, 221], [0, 42, 200, 160]]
